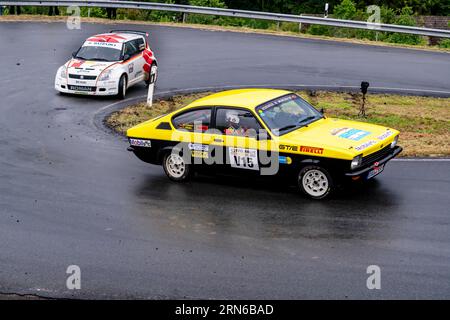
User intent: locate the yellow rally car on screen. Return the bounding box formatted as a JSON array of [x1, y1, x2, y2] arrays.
[[127, 89, 402, 199]]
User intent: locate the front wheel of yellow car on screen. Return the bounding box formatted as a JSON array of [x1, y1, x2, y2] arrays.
[[298, 165, 333, 200], [163, 152, 191, 182]]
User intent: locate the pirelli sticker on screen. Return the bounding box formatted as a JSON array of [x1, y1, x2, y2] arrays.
[[279, 144, 324, 155], [299, 146, 324, 155]]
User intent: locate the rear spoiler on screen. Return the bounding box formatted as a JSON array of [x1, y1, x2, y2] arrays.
[[110, 30, 149, 37]]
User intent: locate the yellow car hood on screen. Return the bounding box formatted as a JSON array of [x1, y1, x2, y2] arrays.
[[280, 117, 399, 159]]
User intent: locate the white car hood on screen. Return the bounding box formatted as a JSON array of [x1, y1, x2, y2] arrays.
[[66, 59, 118, 76]]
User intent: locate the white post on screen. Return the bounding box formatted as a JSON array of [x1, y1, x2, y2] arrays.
[[299, 14, 302, 33], [324, 3, 329, 18], [147, 65, 157, 107]]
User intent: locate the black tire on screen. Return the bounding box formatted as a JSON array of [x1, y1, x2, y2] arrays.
[[118, 74, 127, 99], [145, 63, 157, 87], [162, 151, 191, 182], [298, 165, 333, 200]]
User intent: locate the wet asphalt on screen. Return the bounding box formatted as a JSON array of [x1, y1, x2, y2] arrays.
[[0, 22, 449, 299]]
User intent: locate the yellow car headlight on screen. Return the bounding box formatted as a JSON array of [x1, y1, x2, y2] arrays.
[[391, 135, 399, 148], [351, 155, 362, 170]]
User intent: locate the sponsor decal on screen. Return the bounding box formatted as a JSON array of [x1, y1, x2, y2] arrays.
[[377, 130, 394, 140], [188, 143, 209, 152], [299, 146, 324, 155], [354, 140, 377, 151], [279, 144, 298, 152], [258, 94, 298, 111], [70, 60, 85, 68], [330, 127, 349, 136], [129, 139, 151, 148], [86, 34, 126, 43], [83, 41, 122, 50], [229, 147, 259, 170], [128, 63, 134, 74], [333, 128, 371, 141], [279, 156, 292, 164], [191, 150, 208, 159]]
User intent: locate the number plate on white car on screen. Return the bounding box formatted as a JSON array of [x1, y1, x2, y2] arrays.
[[367, 164, 384, 179]]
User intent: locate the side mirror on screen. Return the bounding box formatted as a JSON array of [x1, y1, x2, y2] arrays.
[[71, 51, 77, 58], [123, 54, 130, 61], [320, 108, 325, 114]]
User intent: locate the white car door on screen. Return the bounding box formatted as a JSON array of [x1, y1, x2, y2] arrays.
[[133, 37, 146, 82], [123, 39, 145, 86]]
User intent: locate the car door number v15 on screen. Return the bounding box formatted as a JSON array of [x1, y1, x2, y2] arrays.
[[229, 147, 259, 170]]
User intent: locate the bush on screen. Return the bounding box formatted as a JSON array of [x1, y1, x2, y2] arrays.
[[334, 0, 357, 20], [307, 24, 334, 37], [80, 7, 106, 18], [148, 0, 181, 23], [439, 39, 450, 48], [387, 7, 422, 45], [187, 0, 227, 25]]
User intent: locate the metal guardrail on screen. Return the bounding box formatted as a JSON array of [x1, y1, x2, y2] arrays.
[[1, 0, 450, 38]]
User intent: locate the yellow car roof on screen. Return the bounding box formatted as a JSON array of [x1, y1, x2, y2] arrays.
[[187, 88, 291, 110]]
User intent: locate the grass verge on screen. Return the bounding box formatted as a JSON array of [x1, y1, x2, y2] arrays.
[[106, 90, 450, 157], [1, 15, 449, 53]]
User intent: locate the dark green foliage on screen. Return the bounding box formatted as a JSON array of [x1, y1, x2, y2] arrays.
[[5, 0, 448, 47]]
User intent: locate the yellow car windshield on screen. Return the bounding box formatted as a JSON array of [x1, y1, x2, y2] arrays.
[[256, 94, 323, 136]]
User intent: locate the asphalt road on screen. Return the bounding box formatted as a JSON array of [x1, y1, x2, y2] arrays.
[[0, 22, 449, 299]]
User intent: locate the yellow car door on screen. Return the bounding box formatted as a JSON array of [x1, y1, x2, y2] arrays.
[[211, 107, 272, 172]]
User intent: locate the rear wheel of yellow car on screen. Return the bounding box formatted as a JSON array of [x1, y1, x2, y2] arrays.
[[163, 152, 191, 182], [298, 165, 333, 199]]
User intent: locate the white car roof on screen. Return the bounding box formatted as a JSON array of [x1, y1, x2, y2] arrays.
[[83, 32, 144, 49]]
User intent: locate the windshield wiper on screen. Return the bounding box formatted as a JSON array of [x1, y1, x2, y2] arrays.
[[298, 116, 317, 125], [90, 58, 111, 62], [278, 116, 319, 132], [278, 124, 298, 132]]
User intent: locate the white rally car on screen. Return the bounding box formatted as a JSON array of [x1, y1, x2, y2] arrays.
[[55, 30, 157, 98]]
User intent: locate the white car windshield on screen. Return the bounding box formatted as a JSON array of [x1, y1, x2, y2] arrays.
[[75, 46, 122, 62], [256, 94, 323, 136]]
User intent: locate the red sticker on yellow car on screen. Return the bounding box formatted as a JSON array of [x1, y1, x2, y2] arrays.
[[300, 146, 324, 155]]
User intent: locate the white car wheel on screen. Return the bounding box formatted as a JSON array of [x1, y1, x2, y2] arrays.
[[163, 152, 191, 182]]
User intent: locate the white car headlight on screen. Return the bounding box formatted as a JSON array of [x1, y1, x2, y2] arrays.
[[391, 135, 398, 148], [351, 155, 362, 170], [59, 65, 67, 78], [98, 69, 112, 81]]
